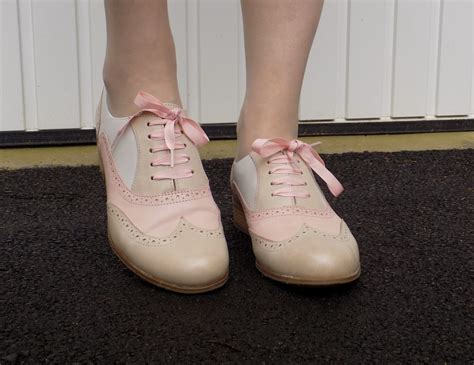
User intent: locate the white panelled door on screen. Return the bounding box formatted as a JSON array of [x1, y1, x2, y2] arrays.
[[1, 0, 473, 132]]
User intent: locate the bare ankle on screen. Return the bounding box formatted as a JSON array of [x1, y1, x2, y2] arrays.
[[235, 105, 298, 160], [103, 60, 182, 117]]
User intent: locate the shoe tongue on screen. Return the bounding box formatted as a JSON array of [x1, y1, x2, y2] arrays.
[[163, 102, 188, 117], [163, 103, 191, 118], [130, 110, 183, 195], [163, 102, 182, 110]]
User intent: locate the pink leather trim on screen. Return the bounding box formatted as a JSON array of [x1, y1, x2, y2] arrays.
[[99, 134, 221, 236], [249, 215, 342, 241], [250, 222, 350, 251], [245, 205, 335, 220], [108, 203, 224, 247], [233, 183, 341, 241]]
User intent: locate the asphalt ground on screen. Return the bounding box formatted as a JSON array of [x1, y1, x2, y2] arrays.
[[2, 150, 473, 363]]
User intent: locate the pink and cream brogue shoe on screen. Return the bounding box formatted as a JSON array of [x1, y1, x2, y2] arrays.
[[231, 138, 360, 286], [96, 90, 229, 293]]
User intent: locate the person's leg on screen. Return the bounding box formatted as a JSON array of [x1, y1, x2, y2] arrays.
[[98, 0, 229, 293], [232, 0, 360, 286], [237, 0, 324, 159], [103, 0, 181, 116]]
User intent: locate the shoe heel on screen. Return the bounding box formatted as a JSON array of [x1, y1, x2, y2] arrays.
[[97, 149, 105, 181], [232, 185, 249, 235], [95, 92, 106, 181]]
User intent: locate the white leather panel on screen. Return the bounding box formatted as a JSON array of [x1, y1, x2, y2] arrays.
[[99, 89, 137, 190], [232, 155, 258, 210]]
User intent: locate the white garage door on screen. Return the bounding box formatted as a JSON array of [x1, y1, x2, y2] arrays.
[[1, 0, 473, 132]]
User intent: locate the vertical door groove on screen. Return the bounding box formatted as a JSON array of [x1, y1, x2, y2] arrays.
[[75, 0, 94, 128], [18, 0, 39, 131]]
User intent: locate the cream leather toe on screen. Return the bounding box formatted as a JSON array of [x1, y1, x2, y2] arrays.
[[252, 222, 360, 284], [231, 138, 361, 286], [107, 204, 229, 289], [97, 90, 229, 293]]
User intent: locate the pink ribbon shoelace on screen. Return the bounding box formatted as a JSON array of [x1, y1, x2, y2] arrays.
[[112, 91, 209, 180], [252, 138, 344, 198]]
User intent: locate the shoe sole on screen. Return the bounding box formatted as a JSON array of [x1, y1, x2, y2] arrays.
[[232, 183, 361, 286], [108, 233, 229, 294], [256, 261, 360, 286]]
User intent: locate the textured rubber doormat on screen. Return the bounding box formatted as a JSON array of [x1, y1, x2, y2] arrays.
[[2, 150, 473, 363]]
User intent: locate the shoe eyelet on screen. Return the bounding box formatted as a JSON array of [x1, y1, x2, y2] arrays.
[[147, 134, 152, 139], [271, 193, 275, 197], [150, 162, 154, 167], [149, 148, 153, 153], [150, 176, 154, 181], [146, 122, 150, 127], [191, 170, 194, 175], [268, 171, 272, 175], [184, 143, 187, 147]]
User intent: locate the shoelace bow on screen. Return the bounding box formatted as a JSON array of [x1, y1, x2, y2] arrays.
[[252, 138, 344, 197], [112, 91, 209, 180]]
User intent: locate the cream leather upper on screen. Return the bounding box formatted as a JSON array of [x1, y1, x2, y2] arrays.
[[97, 89, 229, 290], [232, 148, 360, 283], [108, 204, 228, 287], [100, 93, 137, 189], [232, 155, 258, 210]]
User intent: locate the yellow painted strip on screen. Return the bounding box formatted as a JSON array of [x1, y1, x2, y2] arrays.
[[0, 132, 472, 170]]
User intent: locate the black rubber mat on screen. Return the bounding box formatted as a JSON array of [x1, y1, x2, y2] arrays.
[[2, 150, 473, 363]]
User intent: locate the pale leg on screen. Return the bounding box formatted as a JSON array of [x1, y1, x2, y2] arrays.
[[237, 0, 324, 159], [103, 0, 181, 116]]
